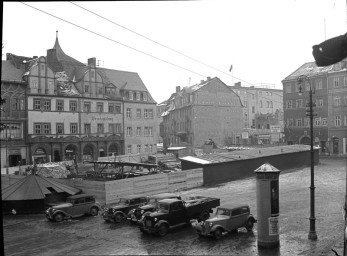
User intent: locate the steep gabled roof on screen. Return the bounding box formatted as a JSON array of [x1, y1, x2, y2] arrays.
[[1, 60, 25, 82], [284, 61, 333, 81], [2, 174, 81, 200]]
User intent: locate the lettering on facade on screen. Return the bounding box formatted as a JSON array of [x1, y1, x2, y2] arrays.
[[91, 116, 114, 122]]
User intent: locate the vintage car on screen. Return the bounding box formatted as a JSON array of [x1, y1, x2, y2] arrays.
[[128, 192, 181, 224], [192, 204, 256, 239], [45, 194, 101, 222], [102, 194, 148, 223]]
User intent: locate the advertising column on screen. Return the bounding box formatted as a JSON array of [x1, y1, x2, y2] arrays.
[[255, 163, 281, 248]]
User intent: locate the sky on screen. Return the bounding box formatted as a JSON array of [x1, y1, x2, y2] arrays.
[[2, 1, 346, 103]]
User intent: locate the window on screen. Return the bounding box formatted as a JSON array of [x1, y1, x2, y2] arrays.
[[97, 103, 103, 113], [149, 144, 153, 152], [97, 123, 104, 133], [56, 100, 64, 111], [315, 80, 323, 90], [127, 145, 132, 154], [344, 76, 347, 86], [144, 109, 149, 118], [322, 118, 327, 126], [137, 145, 141, 153], [12, 98, 25, 110], [84, 124, 91, 134], [109, 123, 122, 134], [148, 109, 153, 119], [115, 104, 121, 114], [335, 116, 341, 126], [334, 97, 341, 106], [144, 127, 149, 137], [56, 123, 64, 134], [305, 82, 310, 91], [0, 123, 22, 139], [315, 118, 321, 126], [34, 99, 41, 110], [84, 102, 91, 112], [126, 127, 132, 136], [304, 118, 310, 127], [288, 119, 293, 127], [70, 123, 78, 134], [129, 91, 133, 100], [34, 123, 50, 134], [70, 101, 77, 112], [316, 99, 323, 107], [296, 119, 302, 127], [333, 78, 339, 87], [286, 100, 292, 109], [143, 93, 147, 101], [42, 100, 51, 110], [252, 106, 255, 113], [136, 109, 141, 119], [97, 85, 103, 95], [148, 127, 153, 136], [84, 84, 89, 93], [136, 127, 141, 136], [259, 100, 262, 108], [296, 99, 303, 108], [136, 92, 141, 101], [109, 104, 115, 113], [126, 108, 131, 118]]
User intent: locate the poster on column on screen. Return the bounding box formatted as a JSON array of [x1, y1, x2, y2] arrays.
[[268, 216, 279, 236]]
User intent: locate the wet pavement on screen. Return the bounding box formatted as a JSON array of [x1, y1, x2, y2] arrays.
[[2, 158, 346, 256]]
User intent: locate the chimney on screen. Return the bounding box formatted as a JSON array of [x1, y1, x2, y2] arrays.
[[235, 82, 241, 88], [207, 76, 211, 81], [88, 57, 96, 66], [200, 80, 204, 84], [176, 86, 181, 93]]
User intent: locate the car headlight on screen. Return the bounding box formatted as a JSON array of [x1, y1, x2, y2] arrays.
[[141, 210, 144, 214], [209, 222, 213, 227], [154, 218, 158, 222]]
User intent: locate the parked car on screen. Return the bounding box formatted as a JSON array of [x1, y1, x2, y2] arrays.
[[192, 204, 256, 239], [139, 196, 220, 236], [45, 194, 101, 222], [128, 193, 181, 224], [102, 195, 148, 223]]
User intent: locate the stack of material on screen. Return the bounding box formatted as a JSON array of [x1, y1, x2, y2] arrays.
[[35, 162, 71, 178], [148, 154, 181, 171]]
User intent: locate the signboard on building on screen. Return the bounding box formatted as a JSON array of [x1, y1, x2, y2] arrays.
[[242, 132, 249, 139], [270, 125, 281, 133], [268, 216, 279, 236]]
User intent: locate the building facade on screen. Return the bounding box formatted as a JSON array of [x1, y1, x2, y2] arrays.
[[161, 77, 243, 151], [282, 59, 347, 155], [1, 33, 157, 167]]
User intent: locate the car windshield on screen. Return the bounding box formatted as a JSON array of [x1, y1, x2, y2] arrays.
[[216, 209, 230, 216], [66, 198, 74, 204], [148, 198, 158, 204], [158, 203, 169, 213], [119, 198, 130, 204]]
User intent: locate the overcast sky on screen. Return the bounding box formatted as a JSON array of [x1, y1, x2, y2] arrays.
[[2, 1, 346, 103]]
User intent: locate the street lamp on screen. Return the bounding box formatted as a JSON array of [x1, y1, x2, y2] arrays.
[[297, 75, 318, 240]]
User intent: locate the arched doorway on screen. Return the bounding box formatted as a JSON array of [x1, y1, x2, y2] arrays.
[[33, 147, 47, 164], [300, 136, 310, 145], [83, 144, 94, 161], [108, 143, 119, 156], [332, 137, 339, 154], [65, 144, 77, 161], [53, 150, 61, 162]]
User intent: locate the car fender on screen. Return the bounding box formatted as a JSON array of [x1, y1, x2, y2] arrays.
[[92, 204, 102, 211], [52, 210, 71, 218], [210, 224, 225, 233], [247, 216, 257, 223], [154, 220, 169, 229], [114, 211, 127, 218]]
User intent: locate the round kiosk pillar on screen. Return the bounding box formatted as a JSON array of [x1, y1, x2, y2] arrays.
[[255, 163, 281, 248]]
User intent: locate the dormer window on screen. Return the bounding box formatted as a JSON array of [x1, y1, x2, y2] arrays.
[[136, 92, 141, 101], [129, 91, 134, 100], [143, 93, 147, 101]]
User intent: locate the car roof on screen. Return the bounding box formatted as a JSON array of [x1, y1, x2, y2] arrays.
[[120, 194, 147, 200], [217, 205, 250, 211], [68, 194, 94, 199], [150, 193, 179, 199], [158, 198, 181, 204]]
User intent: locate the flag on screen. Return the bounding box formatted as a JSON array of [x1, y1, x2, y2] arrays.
[[229, 64, 233, 72]]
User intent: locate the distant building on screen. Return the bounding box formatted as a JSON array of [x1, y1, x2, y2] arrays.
[[282, 59, 347, 155], [160, 77, 243, 152], [1, 33, 157, 167]]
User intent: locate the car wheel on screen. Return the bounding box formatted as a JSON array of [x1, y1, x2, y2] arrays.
[[158, 224, 169, 237], [54, 213, 64, 222], [114, 213, 123, 223], [213, 228, 223, 240], [246, 219, 255, 231], [90, 207, 99, 216]]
